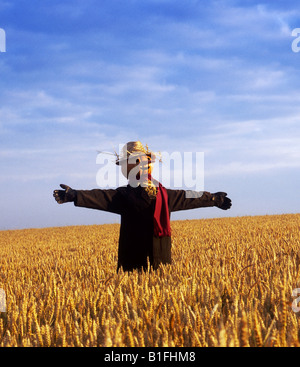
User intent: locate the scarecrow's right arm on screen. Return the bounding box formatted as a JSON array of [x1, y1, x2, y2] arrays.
[[74, 189, 123, 214], [53, 184, 122, 214]]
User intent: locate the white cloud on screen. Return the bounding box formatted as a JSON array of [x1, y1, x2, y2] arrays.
[[205, 159, 300, 177], [247, 70, 285, 90], [214, 3, 299, 40], [200, 114, 300, 177]]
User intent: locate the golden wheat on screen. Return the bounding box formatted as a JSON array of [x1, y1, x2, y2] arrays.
[[0, 214, 300, 347]]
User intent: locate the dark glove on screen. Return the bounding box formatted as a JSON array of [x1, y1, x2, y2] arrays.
[[212, 192, 232, 210], [53, 184, 77, 204]]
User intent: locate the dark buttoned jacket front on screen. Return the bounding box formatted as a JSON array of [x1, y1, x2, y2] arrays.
[[74, 185, 215, 272]]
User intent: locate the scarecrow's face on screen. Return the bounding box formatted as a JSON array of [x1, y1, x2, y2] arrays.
[[121, 153, 154, 181]]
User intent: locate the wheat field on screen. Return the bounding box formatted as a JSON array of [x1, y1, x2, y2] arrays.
[[0, 213, 300, 347]]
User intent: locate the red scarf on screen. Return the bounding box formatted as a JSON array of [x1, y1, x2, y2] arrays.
[[153, 181, 171, 238]]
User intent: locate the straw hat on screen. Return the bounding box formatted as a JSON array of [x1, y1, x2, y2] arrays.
[[115, 141, 156, 165]]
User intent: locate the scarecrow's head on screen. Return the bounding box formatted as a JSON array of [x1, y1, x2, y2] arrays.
[[116, 141, 156, 182]]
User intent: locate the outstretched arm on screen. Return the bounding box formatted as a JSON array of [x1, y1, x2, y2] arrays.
[[53, 184, 123, 214], [167, 189, 232, 212]]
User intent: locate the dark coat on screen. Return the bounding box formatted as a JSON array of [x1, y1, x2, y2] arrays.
[[74, 185, 215, 272]]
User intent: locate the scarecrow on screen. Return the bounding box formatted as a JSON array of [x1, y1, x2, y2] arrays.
[[53, 141, 232, 272]]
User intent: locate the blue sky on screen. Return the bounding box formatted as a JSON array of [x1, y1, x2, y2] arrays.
[[0, 0, 300, 229]]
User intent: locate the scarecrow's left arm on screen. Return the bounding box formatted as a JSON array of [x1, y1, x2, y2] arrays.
[[167, 190, 232, 212]]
